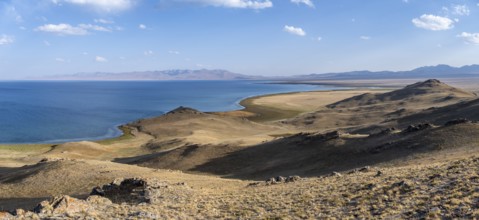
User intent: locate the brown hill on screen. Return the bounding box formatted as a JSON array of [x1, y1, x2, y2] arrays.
[[115, 80, 479, 179], [125, 122, 479, 180], [327, 79, 475, 108], [130, 107, 285, 149], [284, 79, 476, 131]]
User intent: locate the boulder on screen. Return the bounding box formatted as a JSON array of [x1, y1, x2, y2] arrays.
[[34, 195, 90, 215], [91, 178, 191, 204]]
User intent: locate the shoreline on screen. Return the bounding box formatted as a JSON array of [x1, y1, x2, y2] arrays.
[[222, 88, 391, 122], [0, 86, 390, 147]]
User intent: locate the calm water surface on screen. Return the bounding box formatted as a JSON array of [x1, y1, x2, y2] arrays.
[[0, 81, 342, 143]]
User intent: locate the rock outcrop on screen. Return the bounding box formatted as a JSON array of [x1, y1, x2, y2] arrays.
[[91, 178, 191, 205]]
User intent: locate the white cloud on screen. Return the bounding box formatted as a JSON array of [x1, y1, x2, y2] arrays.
[[36, 23, 111, 35], [457, 32, 479, 45], [139, 24, 146, 29], [452, 4, 470, 16], [44, 40, 51, 46], [412, 14, 454, 31], [36, 23, 88, 35], [78, 24, 111, 32], [0, 35, 14, 45], [55, 58, 69, 62], [95, 56, 108, 62], [94, 18, 114, 24], [168, 50, 180, 55], [180, 0, 273, 9], [317, 36, 322, 41], [290, 0, 314, 8], [284, 25, 306, 36], [360, 36, 371, 40], [60, 0, 135, 12]]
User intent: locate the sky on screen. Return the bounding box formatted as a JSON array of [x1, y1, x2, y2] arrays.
[[0, 0, 479, 79]]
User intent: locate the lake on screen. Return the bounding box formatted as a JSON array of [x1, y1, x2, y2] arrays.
[[0, 80, 342, 143]]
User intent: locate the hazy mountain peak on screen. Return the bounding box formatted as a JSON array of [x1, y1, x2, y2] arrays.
[[38, 69, 261, 81]]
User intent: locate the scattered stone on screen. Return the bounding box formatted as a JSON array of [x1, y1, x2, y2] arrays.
[[391, 180, 413, 193], [265, 176, 302, 185], [130, 211, 159, 219], [13, 209, 25, 216], [34, 195, 90, 215], [375, 171, 383, 177], [358, 166, 371, 173], [371, 128, 397, 136], [444, 118, 472, 126], [330, 172, 342, 177], [347, 166, 374, 174], [428, 174, 442, 180], [90, 186, 105, 196], [324, 131, 342, 140], [286, 175, 301, 183], [402, 123, 433, 133], [247, 182, 262, 187], [266, 177, 277, 185], [276, 176, 286, 182], [392, 181, 407, 188], [364, 183, 376, 190]]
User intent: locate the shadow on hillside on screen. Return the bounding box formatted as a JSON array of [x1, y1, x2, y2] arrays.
[[190, 124, 479, 180]]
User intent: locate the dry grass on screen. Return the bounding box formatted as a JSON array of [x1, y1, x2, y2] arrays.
[[7, 156, 479, 219], [2, 79, 479, 219]]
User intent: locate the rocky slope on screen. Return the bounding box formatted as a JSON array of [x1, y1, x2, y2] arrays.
[[4, 156, 479, 219]]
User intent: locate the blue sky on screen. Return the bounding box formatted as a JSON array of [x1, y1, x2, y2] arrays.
[[0, 0, 479, 78]]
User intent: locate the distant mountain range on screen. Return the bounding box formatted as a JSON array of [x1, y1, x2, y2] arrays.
[[38, 64, 479, 81], [289, 64, 479, 80], [39, 69, 260, 81]]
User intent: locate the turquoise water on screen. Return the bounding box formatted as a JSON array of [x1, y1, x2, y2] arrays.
[[0, 81, 340, 143]]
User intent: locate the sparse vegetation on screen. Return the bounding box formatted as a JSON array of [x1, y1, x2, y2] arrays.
[[2, 80, 479, 218]]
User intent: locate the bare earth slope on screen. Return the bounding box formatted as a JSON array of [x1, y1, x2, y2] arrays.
[[284, 79, 476, 132], [5, 156, 479, 219], [397, 98, 479, 126], [3, 79, 479, 218], [131, 106, 284, 147], [0, 158, 245, 211], [124, 80, 478, 179]]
